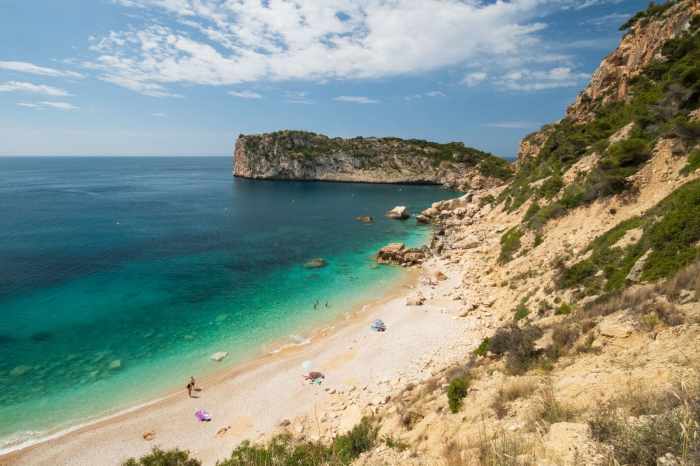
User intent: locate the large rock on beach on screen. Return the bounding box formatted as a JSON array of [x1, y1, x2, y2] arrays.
[[376, 243, 426, 266]]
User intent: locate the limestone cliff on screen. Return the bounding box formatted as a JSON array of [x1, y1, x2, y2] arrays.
[[566, 0, 699, 123], [234, 130, 512, 191], [517, 0, 699, 165]]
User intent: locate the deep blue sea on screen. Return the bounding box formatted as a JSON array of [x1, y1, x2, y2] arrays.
[[0, 156, 454, 450]]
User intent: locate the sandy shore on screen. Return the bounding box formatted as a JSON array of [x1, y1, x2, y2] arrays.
[[1, 256, 487, 466]]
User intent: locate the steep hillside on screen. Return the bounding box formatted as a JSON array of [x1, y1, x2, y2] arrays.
[[234, 130, 512, 190], [124, 2, 700, 466]]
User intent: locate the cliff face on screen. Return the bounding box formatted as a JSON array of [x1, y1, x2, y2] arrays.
[[234, 131, 512, 191], [517, 0, 699, 165], [566, 0, 699, 123]]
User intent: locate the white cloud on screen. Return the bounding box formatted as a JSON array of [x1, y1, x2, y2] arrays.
[[462, 72, 488, 87], [494, 66, 589, 91], [0, 61, 84, 79], [581, 12, 631, 28], [405, 90, 446, 100], [16, 101, 78, 110], [0, 81, 71, 96], [86, 0, 585, 97], [483, 121, 540, 129], [152, 112, 167, 117], [334, 96, 379, 104], [39, 101, 79, 110], [228, 90, 262, 99]]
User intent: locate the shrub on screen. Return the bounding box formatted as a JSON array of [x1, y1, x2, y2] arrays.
[[605, 138, 651, 168], [447, 376, 470, 413], [217, 418, 377, 466], [489, 326, 542, 375], [555, 303, 573, 315], [123, 448, 201, 466], [513, 303, 529, 322], [473, 337, 491, 357], [499, 227, 523, 264], [681, 148, 700, 175]]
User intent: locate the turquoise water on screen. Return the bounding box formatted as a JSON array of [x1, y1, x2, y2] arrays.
[[0, 156, 454, 449]]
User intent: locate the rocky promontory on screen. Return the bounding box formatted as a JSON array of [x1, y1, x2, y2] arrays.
[[233, 130, 512, 191]]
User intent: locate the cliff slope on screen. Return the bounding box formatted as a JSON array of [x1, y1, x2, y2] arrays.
[[234, 131, 512, 191]]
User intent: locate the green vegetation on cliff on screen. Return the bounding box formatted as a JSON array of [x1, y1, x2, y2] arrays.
[[499, 16, 700, 227], [240, 130, 513, 181], [557, 179, 700, 296]]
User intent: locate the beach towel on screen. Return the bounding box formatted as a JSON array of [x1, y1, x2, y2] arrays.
[[195, 409, 212, 422]]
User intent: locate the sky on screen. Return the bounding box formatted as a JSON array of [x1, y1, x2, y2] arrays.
[[0, 0, 650, 158]]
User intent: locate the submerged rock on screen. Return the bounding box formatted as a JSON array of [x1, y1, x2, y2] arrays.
[[109, 359, 122, 370], [10, 365, 32, 377], [304, 258, 328, 269], [211, 351, 229, 362], [355, 215, 374, 224], [386, 206, 410, 220]]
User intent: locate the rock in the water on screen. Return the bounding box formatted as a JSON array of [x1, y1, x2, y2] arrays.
[[415, 214, 430, 224], [211, 351, 229, 362], [10, 365, 31, 377], [304, 258, 328, 269], [376, 243, 426, 266], [109, 359, 122, 370], [386, 206, 410, 220], [355, 216, 374, 224]]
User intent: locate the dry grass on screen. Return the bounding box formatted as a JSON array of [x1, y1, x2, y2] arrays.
[[492, 378, 539, 419], [589, 378, 700, 466], [527, 385, 577, 432], [656, 259, 700, 303]]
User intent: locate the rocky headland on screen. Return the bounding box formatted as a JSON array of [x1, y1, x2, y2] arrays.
[[233, 131, 513, 191]]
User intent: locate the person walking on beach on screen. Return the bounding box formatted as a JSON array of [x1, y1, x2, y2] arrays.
[[186, 376, 196, 398]]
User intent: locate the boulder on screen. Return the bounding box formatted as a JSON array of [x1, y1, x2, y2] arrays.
[[415, 214, 431, 225], [626, 249, 651, 283], [304, 258, 328, 269], [386, 206, 410, 220], [355, 216, 374, 224], [376, 243, 426, 266], [406, 291, 426, 306], [210, 351, 229, 362]]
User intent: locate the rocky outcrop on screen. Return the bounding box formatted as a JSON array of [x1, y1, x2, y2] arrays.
[[566, 0, 699, 123], [234, 131, 512, 190], [376, 243, 426, 266], [516, 126, 555, 165]]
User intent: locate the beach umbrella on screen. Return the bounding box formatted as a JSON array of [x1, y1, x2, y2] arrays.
[[302, 360, 313, 371]]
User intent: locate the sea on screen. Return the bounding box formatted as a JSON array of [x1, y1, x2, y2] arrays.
[[0, 156, 456, 451]]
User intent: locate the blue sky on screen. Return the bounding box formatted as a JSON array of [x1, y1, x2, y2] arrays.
[[0, 0, 649, 157]]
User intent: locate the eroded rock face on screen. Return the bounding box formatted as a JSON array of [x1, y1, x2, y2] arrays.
[[566, 0, 699, 123], [386, 206, 409, 220], [233, 130, 511, 189], [516, 126, 555, 165]]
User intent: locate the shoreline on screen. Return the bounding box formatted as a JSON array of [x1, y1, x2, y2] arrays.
[[0, 262, 435, 465]]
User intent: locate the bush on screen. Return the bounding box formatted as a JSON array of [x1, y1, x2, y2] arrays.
[[605, 138, 651, 168], [555, 303, 573, 315], [513, 303, 529, 322], [123, 448, 201, 466], [681, 148, 700, 175], [489, 326, 543, 375], [473, 337, 491, 357], [217, 418, 377, 466], [499, 227, 523, 264], [447, 376, 470, 413]]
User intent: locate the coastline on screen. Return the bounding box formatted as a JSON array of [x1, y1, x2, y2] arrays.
[[0, 249, 484, 466]]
